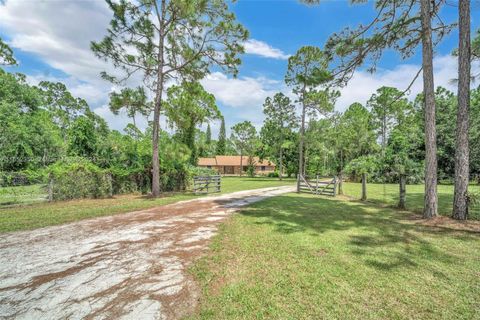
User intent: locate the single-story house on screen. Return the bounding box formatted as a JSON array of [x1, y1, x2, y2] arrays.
[[198, 156, 276, 175]]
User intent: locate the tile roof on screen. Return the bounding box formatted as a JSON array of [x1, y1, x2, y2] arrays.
[[197, 157, 217, 166], [198, 156, 274, 167]]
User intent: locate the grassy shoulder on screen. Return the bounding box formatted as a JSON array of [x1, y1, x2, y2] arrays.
[[190, 193, 480, 319], [0, 176, 294, 233], [342, 182, 480, 218]]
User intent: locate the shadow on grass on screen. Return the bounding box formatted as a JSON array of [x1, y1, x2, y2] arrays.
[[236, 194, 478, 273], [344, 184, 480, 218]]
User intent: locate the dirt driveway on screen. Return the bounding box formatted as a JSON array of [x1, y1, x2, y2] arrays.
[[0, 186, 294, 320]]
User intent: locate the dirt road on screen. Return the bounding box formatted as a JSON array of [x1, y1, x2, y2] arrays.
[[0, 186, 293, 320]]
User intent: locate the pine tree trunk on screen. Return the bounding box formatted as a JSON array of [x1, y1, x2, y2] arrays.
[[398, 174, 406, 209], [338, 172, 344, 195], [279, 146, 283, 181], [361, 173, 367, 201], [151, 83, 163, 197], [240, 152, 243, 177], [339, 149, 344, 195], [151, 0, 166, 198], [297, 101, 306, 192], [453, 0, 470, 220], [420, 0, 438, 218], [382, 113, 387, 156]]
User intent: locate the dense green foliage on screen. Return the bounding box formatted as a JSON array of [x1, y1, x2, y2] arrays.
[[294, 86, 480, 185], [91, 0, 248, 197], [165, 82, 221, 164], [231, 121, 257, 176], [0, 68, 219, 199]]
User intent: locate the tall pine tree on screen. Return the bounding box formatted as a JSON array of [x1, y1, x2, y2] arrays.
[[206, 124, 212, 145], [92, 0, 248, 197], [216, 118, 226, 155], [453, 0, 471, 220]]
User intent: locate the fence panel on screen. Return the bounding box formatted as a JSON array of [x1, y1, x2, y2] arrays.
[[193, 175, 221, 195], [298, 175, 337, 197]]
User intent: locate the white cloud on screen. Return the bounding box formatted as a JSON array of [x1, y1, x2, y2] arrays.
[[244, 39, 290, 60], [200, 72, 290, 130], [0, 0, 113, 83], [201, 72, 282, 109], [336, 54, 467, 111], [0, 0, 148, 132]]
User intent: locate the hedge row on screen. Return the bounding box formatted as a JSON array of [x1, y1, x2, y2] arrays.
[[46, 160, 218, 201]]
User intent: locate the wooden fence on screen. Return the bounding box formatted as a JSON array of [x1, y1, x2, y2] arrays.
[[193, 175, 221, 195], [298, 175, 337, 197]]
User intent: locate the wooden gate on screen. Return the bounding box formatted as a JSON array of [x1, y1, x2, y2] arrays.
[[298, 175, 337, 197], [193, 175, 221, 195]]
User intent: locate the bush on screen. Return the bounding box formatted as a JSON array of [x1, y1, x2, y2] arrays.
[[0, 169, 47, 187], [110, 167, 151, 195], [189, 166, 218, 177], [48, 160, 112, 200], [247, 165, 255, 177], [160, 166, 189, 192], [267, 172, 279, 178]]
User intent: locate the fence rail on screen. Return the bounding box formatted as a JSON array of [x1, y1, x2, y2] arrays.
[[193, 175, 221, 195], [298, 175, 337, 197]]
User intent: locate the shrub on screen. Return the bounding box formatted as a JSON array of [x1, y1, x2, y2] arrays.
[[0, 169, 47, 187], [110, 167, 151, 195], [247, 165, 255, 177], [48, 160, 112, 200], [267, 172, 279, 178], [189, 166, 218, 177]]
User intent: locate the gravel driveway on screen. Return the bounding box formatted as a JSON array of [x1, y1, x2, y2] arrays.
[[0, 186, 294, 320]]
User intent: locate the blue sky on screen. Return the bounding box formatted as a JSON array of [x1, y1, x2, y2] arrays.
[[1, 0, 479, 136]]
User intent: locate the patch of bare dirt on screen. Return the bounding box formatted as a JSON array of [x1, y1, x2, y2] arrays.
[[411, 215, 480, 233], [0, 186, 294, 320]]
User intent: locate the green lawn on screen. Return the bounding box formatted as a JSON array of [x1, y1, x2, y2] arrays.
[[342, 182, 480, 219], [0, 177, 294, 233], [220, 176, 295, 193], [190, 193, 480, 320]]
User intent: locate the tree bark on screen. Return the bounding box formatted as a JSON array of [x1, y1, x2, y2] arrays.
[[382, 113, 387, 156], [279, 146, 283, 181], [361, 173, 367, 201], [398, 174, 406, 209], [338, 172, 344, 195], [453, 0, 470, 220], [339, 149, 344, 195], [151, 80, 163, 197], [420, 0, 438, 218], [151, 0, 166, 198], [297, 101, 306, 192], [240, 151, 243, 177]]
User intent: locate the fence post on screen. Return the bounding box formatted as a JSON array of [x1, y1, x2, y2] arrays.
[[333, 176, 337, 197]]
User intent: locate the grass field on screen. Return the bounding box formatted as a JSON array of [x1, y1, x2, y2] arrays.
[[0, 184, 48, 206], [190, 193, 480, 319], [342, 182, 480, 219], [0, 177, 294, 233]]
